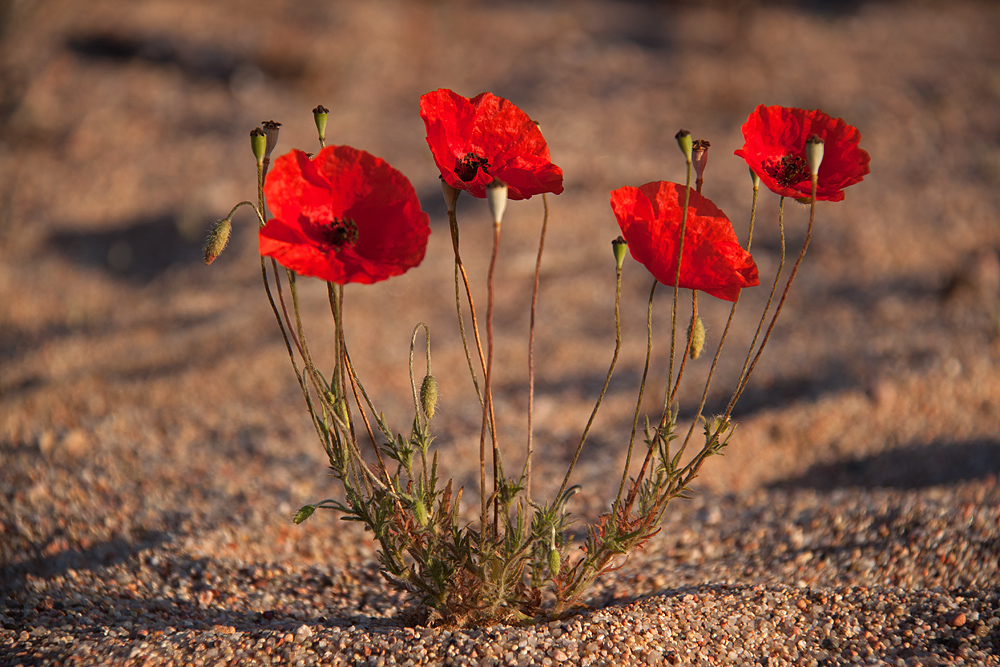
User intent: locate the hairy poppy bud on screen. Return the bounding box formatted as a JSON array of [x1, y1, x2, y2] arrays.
[[313, 105, 329, 144], [688, 315, 706, 360], [420, 375, 438, 420], [675, 129, 693, 162], [806, 135, 824, 176], [440, 177, 459, 214], [612, 236, 628, 271], [293, 504, 316, 524], [250, 127, 266, 166], [414, 498, 429, 527], [486, 179, 508, 225], [548, 547, 561, 575], [203, 218, 232, 265]]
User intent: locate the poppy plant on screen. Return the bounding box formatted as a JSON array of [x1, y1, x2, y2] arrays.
[[610, 181, 759, 302], [419, 88, 564, 200], [259, 146, 430, 285], [735, 104, 870, 202]]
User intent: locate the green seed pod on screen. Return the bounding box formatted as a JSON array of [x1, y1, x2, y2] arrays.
[[675, 129, 693, 161], [420, 375, 438, 420], [548, 547, 561, 575], [612, 235, 628, 271], [806, 134, 825, 176], [313, 105, 329, 144], [688, 315, 706, 360], [250, 127, 266, 165], [293, 505, 316, 524], [203, 218, 232, 265]]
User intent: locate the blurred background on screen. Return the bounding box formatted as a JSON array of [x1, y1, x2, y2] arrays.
[[2, 0, 999, 566]]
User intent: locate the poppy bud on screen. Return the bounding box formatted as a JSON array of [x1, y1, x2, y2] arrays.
[[692, 139, 710, 183], [313, 105, 329, 144], [414, 498, 429, 527], [440, 177, 460, 214], [688, 315, 706, 360], [548, 547, 561, 575], [203, 218, 232, 265], [420, 374, 438, 420], [261, 120, 282, 161], [612, 236, 628, 271], [806, 135, 824, 176], [675, 129, 693, 162], [293, 504, 316, 524], [486, 179, 508, 225], [250, 128, 266, 166]]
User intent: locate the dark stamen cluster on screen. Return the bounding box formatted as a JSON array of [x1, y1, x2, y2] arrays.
[[455, 152, 490, 182], [765, 154, 810, 187], [322, 218, 359, 251]]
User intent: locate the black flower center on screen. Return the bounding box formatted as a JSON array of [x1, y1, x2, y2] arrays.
[[321, 218, 359, 252], [455, 152, 490, 182], [765, 154, 810, 187]]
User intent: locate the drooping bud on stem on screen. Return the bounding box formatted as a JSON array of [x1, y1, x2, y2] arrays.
[[203, 218, 232, 265], [420, 375, 438, 420], [612, 235, 628, 271], [440, 177, 459, 214], [687, 315, 706, 360], [675, 129, 693, 162], [806, 134, 824, 176], [293, 504, 316, 524], [313, 105, 329, 145], [486, 179, 508, 225], [250, 128, 266, 166]]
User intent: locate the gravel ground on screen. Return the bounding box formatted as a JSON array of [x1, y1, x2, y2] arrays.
[[3, 0, 1000, 664]]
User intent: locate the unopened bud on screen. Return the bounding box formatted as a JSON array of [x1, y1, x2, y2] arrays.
[[675, 129, 693, 162], [414, 499, 429, 527], [313, 105, 329, 144], [486, 179, 508, 225], [250, 128, 266, 165], [203, 218, 232, 265], [440, 177, 459, 213], [261, 120, 281, 161], [420, 375, 438, 420], [612, 236, 628, 271], [548, 547, 561, 575], [806, 135, 824, 176], [293, 505, 316, 524], [688, 315, 706, 360]]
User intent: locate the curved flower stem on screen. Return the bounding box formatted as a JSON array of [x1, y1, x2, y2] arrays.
[[557, 255, 623, 500], [673, 182, 759, 462], [612, 280, 657, 517], [524, 193, 549, 502], [663, 156, 693, 423], [667, 290, 697, 408], [728, 183, 817, 417], [481, 221, 503, 537], [328, 284, 391, 486], [448, 208, 488, 405]]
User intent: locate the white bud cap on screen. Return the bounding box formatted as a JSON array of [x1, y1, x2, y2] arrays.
[[486, 179, 508, 225]]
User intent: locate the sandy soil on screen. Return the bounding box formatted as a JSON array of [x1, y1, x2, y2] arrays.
[[2, 0, 999, 664]]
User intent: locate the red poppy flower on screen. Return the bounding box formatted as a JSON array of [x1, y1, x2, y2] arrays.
[[259, 146, 430, 285], [610, 182, 759, 302], [419, 88, 564, 200], [735, 104, 870, 202]]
